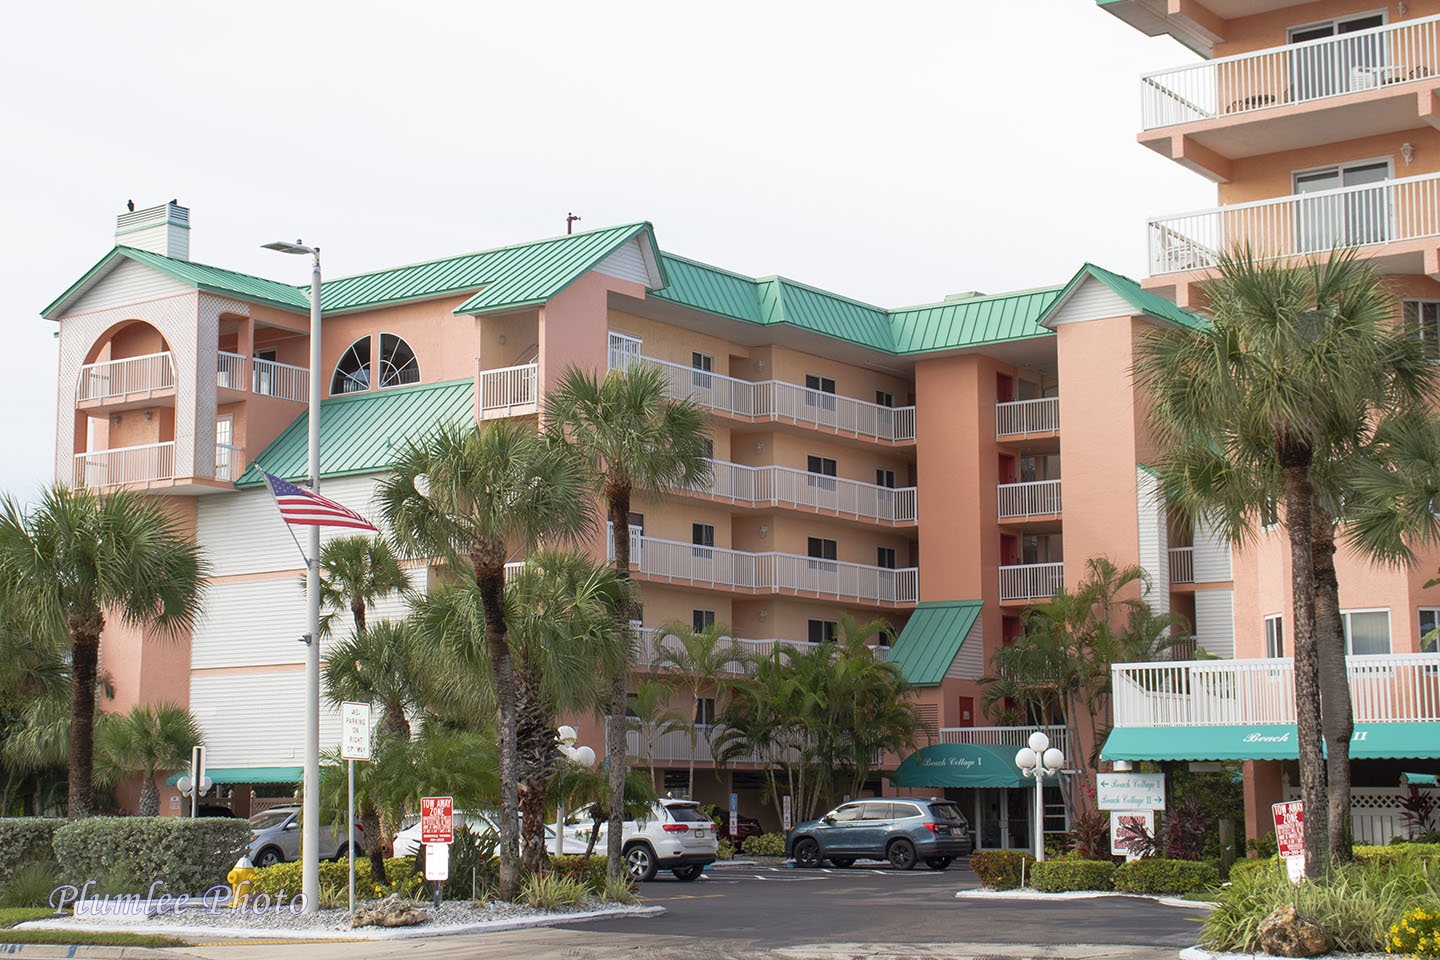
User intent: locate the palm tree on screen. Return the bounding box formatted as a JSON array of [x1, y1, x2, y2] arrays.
[[378, 421, 591, 898], [543, 363, 711, 881], [0, 609, 69, 815], [652, 621, 745, 798], [625, 676, 677, 787], [549, 759, 657, 857], [823, 616, 919, 802], [1136, 247, 1437, 875], [313, 535, 410, 638], [0, 485, 206, 818], [93, 703, 202, 816]]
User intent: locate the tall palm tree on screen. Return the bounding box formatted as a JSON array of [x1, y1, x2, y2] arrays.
[[93, 703, 202, 816], [378, 421, 590, 898], [0, 485, 206, 818], [313, 535, 410, 638], [1136, 247, 1437, 875], [549, 759, 657, 857], [653, 621, 745, 798], [625, 676, 677, 786], [824, 616, 919, 802], [544, 363, 711, 881]]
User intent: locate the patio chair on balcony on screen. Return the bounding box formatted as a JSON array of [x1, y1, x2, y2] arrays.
[[1225, 93, 1278, 113], [1151, 222, 1221, 274]]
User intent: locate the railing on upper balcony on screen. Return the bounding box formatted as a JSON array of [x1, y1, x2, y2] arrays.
[[73, 441, 175, 489], [1112, 654, 1440, 727], [1169, 546, 1195, 584], [478, 363, 538, 416], [996, 397, 1059, 438], [997, 479, 1061, 520], [77, 352, 176, 402], [253, 357, 309, 403], [611, 719, 781, 765], [1150, 171, 1440, 275], [999, 562, 1064, 602], [1140, 15, 1440, 129], [607, 334, 916, 442], [633, 624, 888, 668], [700, 459, 917, 523], [609, 530, 918, 604], [940, 724, 1069, 755], [214, 443, 242, 482], [216, 352, 245, 390]]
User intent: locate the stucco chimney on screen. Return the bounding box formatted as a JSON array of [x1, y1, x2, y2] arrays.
[[115, 200, 190, 260]]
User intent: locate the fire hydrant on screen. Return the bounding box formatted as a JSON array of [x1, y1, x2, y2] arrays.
[[227, 856, 256, 908]]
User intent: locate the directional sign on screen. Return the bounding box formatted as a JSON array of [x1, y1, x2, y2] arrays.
[[421, 796, 454, 844], [1096, 772, 1165, 811], [341, 702, 371, 761]]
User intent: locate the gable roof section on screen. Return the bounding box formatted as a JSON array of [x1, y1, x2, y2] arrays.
[[888, 287, 1064, 354], [1040, 263, 1206, 332], [885, 600, 983, 687], [235, 378, 474, 488]]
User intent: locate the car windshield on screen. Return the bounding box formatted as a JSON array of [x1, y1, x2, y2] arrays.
[[928, 802, 966, 822], [665, 804, 711, 823], [249, 810, 293, 830]]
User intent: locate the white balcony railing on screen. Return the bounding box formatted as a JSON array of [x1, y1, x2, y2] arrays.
[[1169, 546, 1195, 584], [216, 351, 245, 390], [999, 562, 1064, 602], [607, 336, 915, 443], [1149, 172, 1440, 276], [253, 357, 309, 403], [633, 625, 887, 669], [73, 441, 175, 489], [479, 363, 538, 417], [1140, 15, 1440, 130], [997, 479, 1061, 520], [214, 443, 242, 482], [996, 397, 1059, 438], [699, 459, 917, 523], [1112, 654, 1440, 727], [940, 724, 1069, 756], [77, 352, 176, 402], [609, 531, 918, 605]]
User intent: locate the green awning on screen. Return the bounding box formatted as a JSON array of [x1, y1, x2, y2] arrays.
[[166, 766, 302, 786], [1102, 723, 1440, 762], [886, 601, 982, 687], [891, 743, 1059, 789], [1403, 772, 1438, 786]]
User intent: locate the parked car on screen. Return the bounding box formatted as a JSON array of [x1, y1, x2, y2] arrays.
[[246, 807, 365, 868], [392, 811, 587, 858], [561, 799, 718, 882], [785, 798, 972, 870], [716, 813, 763, 844]]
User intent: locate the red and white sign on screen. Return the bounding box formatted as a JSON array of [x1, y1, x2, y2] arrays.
[[340, 702, 371, 761], [1272, 800, 1304, 858], [421, 796, 454, 844]]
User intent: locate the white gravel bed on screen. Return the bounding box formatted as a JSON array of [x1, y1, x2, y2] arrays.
[[1180, 948, 1388, 960], [955, 888, 1218, 909]]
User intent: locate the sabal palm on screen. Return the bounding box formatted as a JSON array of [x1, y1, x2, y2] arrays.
[[378, 420, 590, 898], [653, 620, 745, 798], [0, 485, 205, 818], [93, 703, 201, 817], [313, 535, 410, 638], [1137, 248, 1437, 873], [544, 363, 710, 879]]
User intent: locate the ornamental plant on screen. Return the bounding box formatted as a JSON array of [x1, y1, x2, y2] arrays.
[[1388, 904, 1440, 958]]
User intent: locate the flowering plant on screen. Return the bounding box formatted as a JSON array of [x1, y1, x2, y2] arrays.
[[1389, 905, 1440, 957]]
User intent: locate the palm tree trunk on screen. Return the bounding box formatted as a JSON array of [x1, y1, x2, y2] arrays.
[[474, 556, 522, 899], [361, 805, 386, 883], [1313, 511, 1352, 864], [67, 617, 102, 819], [605, 491, 633, 883], [1283, 460, 1326, 878], [138, 771, 159, 817], [516, 664, 553, 875]]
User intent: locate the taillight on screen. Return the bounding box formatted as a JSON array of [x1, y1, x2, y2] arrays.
[[924, 823, 942, 833], [662, 823, 689, 833]]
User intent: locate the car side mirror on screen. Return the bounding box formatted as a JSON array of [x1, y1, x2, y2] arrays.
[[283, 822, 298, 830], [822, 815, 836, 825]]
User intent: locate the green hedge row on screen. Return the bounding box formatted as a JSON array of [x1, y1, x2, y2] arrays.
[[970, 849, 1036, 889], [249, 857, 417, 897], [0, 819, 63, 888], [1031, 859, 1116, 892], [1114, 858, 1219, 894], [52, 817, 251, 894], [743, 832, 786, 857]]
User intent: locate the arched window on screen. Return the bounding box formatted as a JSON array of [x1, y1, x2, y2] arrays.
[[377, 334, 419, 388], [330, 334, 420, 395], [331, 338, 371, 395]]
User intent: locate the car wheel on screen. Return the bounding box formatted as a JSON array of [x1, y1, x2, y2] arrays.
[[672, 864, 704, 882], [792, 837, 822, 868], [828, 857, 855, 868], [887, 838, 917, 870], [256, 847, 283, 868], [925, 856, 954, 870], [333, 844, 349, 862], [623, 843, 658, 882]]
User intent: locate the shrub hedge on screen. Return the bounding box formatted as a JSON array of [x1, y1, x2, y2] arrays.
[[546, 855, 608, 893], [1226, 857, 1281, 886], [1355, 842, 1440, 863], [1030, 859, 1116, 893], [743, 832, 786, 857], [52, 817, 251, 894], [0, 819, 63, 889], [969, 849, 1036, 890], [1113, 858, 1220, 895], [250, 857, 416, 898]]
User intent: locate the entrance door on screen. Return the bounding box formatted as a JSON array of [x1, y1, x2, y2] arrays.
[[998, 454, 1016, 485], [978, 789, 1005, 849], [215, 414, 235, 481], [1007, 789, 1032, 850], [1288, 13, 1385, 101], [957, 697, 975, 727], [996, 374, 1013, 404], [1295, 160, 1391, 252]]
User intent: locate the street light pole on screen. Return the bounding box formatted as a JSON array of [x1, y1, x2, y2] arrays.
[[263, 239, 322, 913], [1015, 730, 1064, 863]]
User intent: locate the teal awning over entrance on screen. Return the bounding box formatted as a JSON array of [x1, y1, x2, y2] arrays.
[[1404, 772, 1438, 786], [1101, 723, 1440, 762], [891, 743, 1058, 788], [166, 766, 302, 786]]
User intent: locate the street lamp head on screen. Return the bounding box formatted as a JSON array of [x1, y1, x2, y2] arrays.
[[1015, 747, 1037, 771], [262, 240, 316, 256], [1028, 731, 1051, 753], [557, 725, 578, 745], [572, 745, 596, 768], [1042, 747, 1064, 771]]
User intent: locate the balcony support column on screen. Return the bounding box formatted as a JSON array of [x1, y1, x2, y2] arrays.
[[1170, 134, 1232, 183], [1241, 759, 1285, 847], [1418, 88, 1440, 132]]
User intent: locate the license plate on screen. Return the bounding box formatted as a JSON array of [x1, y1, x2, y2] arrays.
[[693, 829, 706, 838], [934, 825, 949, 834]]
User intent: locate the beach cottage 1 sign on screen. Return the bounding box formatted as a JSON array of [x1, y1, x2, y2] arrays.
[[1096, 772, 1166, 810]]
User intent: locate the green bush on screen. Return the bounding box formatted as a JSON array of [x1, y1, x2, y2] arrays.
[[1113, 858, 1219, 895], [1388, 903, 1440, 957], [251, 857, 416, 898], [969, 849, 1036, 890], [1356, 842, 1440, 863], [1226, 857, 1281, 886], [546, 855, 608, 894], [1030, 859, 1116, 893], [743, 832, 786, 857], [717, 838, 735, 860], [52, 817, 251, 894], [0, 820, 62, 891]]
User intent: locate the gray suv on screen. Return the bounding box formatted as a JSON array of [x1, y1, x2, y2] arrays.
[[786, 798, 972, 870], [247, 807, 363, 867]]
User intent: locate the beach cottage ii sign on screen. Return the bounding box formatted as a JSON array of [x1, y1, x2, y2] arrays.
[[1096, 772, 1166, 810]]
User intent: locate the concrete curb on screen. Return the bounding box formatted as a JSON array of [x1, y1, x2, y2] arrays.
[[954, 888, 1218, 909]]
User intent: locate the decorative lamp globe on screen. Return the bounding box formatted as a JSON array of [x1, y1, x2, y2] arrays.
[[1043, 747, 1064, 770], [573, 745, 596, 768], [1015, 747, 1037, 771], [1028, 731, 1051, 753], [557, 725, 578, 744]]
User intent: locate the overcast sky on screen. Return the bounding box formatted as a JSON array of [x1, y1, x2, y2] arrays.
[[0, 0, 1208, 500]]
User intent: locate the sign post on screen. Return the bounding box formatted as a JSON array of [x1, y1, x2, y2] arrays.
[[421, 796, 454, 908], [729, 793, 738, 842], [782, 795, 792, 832], [340, 702, 371, 914], [1272, 800, 1304, 882]]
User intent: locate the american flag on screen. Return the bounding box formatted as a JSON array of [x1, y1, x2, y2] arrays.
[[261, 471, 377, 532]]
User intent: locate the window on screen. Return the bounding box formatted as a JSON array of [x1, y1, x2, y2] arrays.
[[875, 390, 894, 408], [1288, 13, 1386, 102], [1420, 609, 1439, 653], [805, 374, 837, 412], [860, 801, 894, 821], [692, 609, 716, 632], [876, 468, 896, 489], [693, 697, 716, 726], [377, 334, 419, 388], [877, 547, 897, 569], [808, 619, 838, 644], [1404, 301, 1440, 361], [806, 455, 837, 492], [692, 352, 713, 390], [1343, 609, 1392, 656], [807, 536, 837, 572], [330, 334, 419, 394], [663, 769, 689, 792], [699, 436, 714, 459], [1265, 614, 1285, 658], [1262, 497, 1279, 529], [331, 337, 372, 394], [830, 802, 863, 822], [692, 523, 715, 560]]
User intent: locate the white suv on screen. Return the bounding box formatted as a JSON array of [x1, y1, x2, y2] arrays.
[[564, 799, 718, 881]]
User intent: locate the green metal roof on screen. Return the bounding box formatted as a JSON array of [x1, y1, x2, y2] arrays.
[[885, 600, 983, 687], [43, 247, 311, 318], [235, 378, 475, 488], [1102, 722, 1440, 762], [889, 287, 1064, 353], [1044, 263, 1207, 332], [166, 766, 302, 786]]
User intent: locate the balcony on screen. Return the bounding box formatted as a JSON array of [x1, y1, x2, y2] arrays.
[[609, 532, 918, 606], [214, 443, 243, 482], [1149, 172, 1440, 277], [77, 352, 175, 404], [1169, 546, 1195, 584], [999, 562, 1064, 603], [940, 724, 1068, 757], [1139, 16, 1440, 174], [608, 335, 915, 443], [997, 479, 1061, 521], [697, 459, 917, 524], [996, 397, 1059, 439], [633, 625, 887, 669], [74, 442, 175, 490], [478, 363, 538, 418], [217, 352, 310, 403]]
